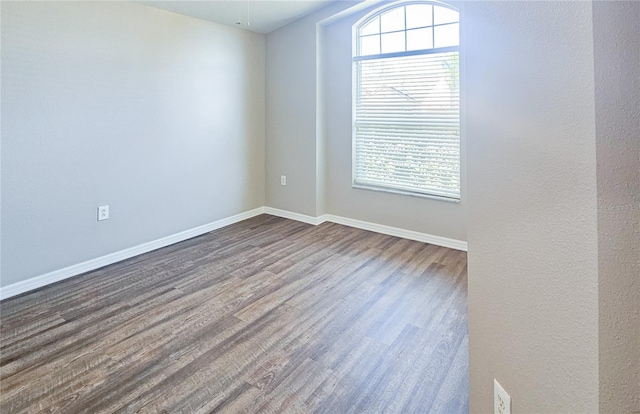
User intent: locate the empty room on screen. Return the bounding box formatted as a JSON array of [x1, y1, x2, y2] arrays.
[[1, 0, 638, 413]]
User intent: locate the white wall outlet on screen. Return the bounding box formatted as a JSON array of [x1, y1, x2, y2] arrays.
[[280, 175, 286, 186], [494, 379, 511, 414], [97, 205, 109, 221]]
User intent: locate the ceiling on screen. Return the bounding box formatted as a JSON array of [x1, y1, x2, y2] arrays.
[[134, 0, 339, 34]]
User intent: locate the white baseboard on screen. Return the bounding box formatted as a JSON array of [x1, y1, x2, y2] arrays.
[[322, 214, 467, 251], [1, 205, 466, 301], [262, 207, 466, 251], [0, 207, 266, 301], [263, 207, 324, 225]]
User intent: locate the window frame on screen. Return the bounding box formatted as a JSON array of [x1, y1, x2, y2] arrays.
[[352, 0, 462, 202]]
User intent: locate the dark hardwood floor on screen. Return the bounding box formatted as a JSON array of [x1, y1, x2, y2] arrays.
[[0, 215, 468, 413]]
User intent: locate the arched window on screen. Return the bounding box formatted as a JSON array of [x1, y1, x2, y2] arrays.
[[353, 2, 460, 200]]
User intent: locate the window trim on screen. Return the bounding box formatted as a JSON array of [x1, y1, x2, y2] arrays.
[[352, 0, 461, 202]]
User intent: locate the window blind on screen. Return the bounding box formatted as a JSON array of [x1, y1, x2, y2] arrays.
[[354, 51, 460, 199]]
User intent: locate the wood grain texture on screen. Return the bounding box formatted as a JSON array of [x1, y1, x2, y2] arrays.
[[0, 215, 468, 413]]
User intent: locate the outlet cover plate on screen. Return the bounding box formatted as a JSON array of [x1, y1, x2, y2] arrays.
[[280, 175, 286, 186], [98, 205, 109, 221], [494, 379, 511, 414]]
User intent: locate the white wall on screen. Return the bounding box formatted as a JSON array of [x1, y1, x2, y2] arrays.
[[1, 1, 265, 287], [265, 10, 320, 216], [593, 2, 640, 412], [266, 0, 467, 242], [465, 1, 601, 412], [265, 1, 360, 218]]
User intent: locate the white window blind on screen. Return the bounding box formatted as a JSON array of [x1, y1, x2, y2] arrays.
[[353, 3, 460, 200]]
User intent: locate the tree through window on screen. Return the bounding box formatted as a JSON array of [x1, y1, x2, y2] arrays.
[[353, 2, 460, 200]]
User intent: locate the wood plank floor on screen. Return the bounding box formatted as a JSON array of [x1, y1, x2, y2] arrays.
[[0, 215, 468, 414]]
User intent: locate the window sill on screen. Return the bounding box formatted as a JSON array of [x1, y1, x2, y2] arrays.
[[352, 183, 461, 203]]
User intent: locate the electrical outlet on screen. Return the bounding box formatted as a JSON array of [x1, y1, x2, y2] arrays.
[[494, 379, 511, 414], [97, 205, 109, 221], [281, 175, 286, 186]]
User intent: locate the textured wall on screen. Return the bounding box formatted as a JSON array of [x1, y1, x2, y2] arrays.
[[1, 1, 265, 287], [465, 1, 600, 412], [593, 2, 640, 412]]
